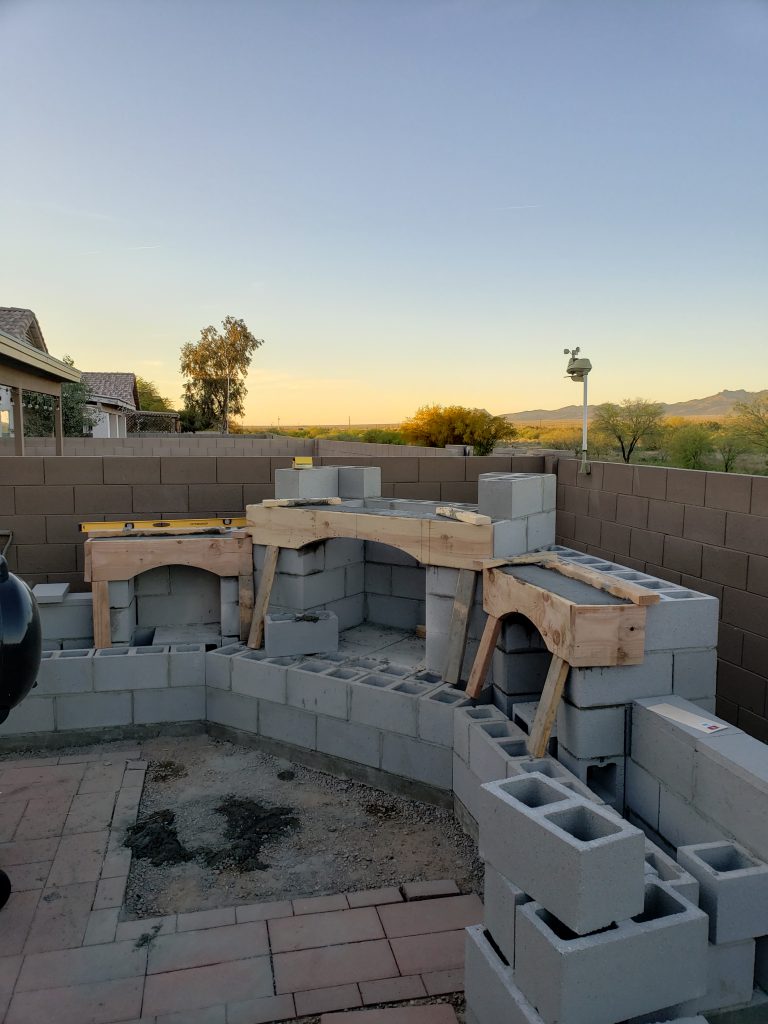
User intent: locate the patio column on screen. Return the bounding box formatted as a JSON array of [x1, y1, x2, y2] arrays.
[[11, 386, 24, 456], [53, 393, 64, 455]]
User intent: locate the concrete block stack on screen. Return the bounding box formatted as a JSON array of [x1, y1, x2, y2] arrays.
[[478, 472, 557, 555], [466, 772, 710, 1024], [135, 565, 226, 645], [365, 541, 426, 632], [33, 585, 94, 649], [264, 610, 339, 657]]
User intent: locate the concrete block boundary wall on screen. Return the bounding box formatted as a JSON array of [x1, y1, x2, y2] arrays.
[[555, 458, 768, 744]]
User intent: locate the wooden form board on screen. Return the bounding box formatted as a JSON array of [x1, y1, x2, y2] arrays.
[[504, 553, 660, 607], [481, 566, 647, 667], [442, 569, 478, 686], [247, 545, 279, 649], [527, 655, 570, 758], [245, 504, 495, 569]]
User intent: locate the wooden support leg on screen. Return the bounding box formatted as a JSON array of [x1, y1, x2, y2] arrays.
[[238, 573, 255, 642], [443, 568, 478, 686], [466, 615, 502, 700], [92, 580, 111, 649], [247, 545, 279, 649], [527, 655, 570, 758]]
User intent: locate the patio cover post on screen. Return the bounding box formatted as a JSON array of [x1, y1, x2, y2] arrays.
[[53, 394, 64, 455], [11, 386, 24, 456]]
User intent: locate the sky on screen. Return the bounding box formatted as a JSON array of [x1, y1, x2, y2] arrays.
[[1, 0, 766, 425]]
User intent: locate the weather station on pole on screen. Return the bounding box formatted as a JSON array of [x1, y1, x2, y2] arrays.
[[564, 347, 592, 473]]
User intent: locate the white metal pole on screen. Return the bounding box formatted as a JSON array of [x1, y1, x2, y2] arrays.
[[581, 375, 589, 471]]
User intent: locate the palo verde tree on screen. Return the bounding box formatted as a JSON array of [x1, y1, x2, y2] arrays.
[[401, 404, 516, 455], [135, 376, 173, 412], [734, 396, 768, 452], [592, 399, 665, 463], [180, 316, 264, 433]]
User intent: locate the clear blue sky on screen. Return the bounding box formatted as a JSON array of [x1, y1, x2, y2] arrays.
[[1, 0, 766, 423]]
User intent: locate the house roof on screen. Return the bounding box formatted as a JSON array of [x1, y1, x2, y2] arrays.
[[81, 372, 139, 410], [0, 308, 48, 352]]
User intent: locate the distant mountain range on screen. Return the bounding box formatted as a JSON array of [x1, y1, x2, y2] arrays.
[[504, 389, 767, 422]]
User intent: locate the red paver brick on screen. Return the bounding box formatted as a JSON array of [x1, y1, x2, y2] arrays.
[[48, 830, 108, 886], [227, 993, 296, 1024], [236, 899, 293, 923], [348, 887, 403, 909], [0, 891, 39, 956], [5, 976, 144, 1024], [421, 968, 464, 995], [274, 938, 399, 994], [390, 930, 466, 976], [24, 881, 96, 954], [295, 983, 362, 1015], [17, 940, 146, 990], [148, 921, 269, 974], [401, 881, 459, 901], [293, 893, 349, 915], [143, 956, 273, 1016], [320, 1006, 458, 1023], [0, 764, 84, 800], [360, 975, 427, 1004], [377, 895, 482, 938], [270, 907, 384, 953], [176, 906, 236, 931]]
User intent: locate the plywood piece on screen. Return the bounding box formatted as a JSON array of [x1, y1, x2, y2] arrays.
[[482, 567, 646, 667], [86, 535, 248, 582], [443, 569, 478, 686], [92, 581, 111, 650], [527, 655, 570, 758], [466, 615, 502, 699], [247, 545, 279, 649]]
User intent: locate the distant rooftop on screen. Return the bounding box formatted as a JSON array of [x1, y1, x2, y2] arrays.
[[81, 372, 139, 410], [0, 307, 47, 352]]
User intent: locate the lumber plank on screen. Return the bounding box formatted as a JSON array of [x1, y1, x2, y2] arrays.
[[466, 615, 502, 699], [435, 506, 492, 526], [238, 573, 255, 642], [92, 580, 111, 650], [443, 569, 478, 686], [527, 655, 570, 758], [262, 497, 343, 507], [504, 553, 659, 606], [247, 545, 279, 649], [87, 535, 247, 581]]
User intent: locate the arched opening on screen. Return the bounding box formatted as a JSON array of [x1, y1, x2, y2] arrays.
[[131, 565, 237, 647]]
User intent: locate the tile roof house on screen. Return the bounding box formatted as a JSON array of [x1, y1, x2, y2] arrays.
[[80, 372, 139, 438]]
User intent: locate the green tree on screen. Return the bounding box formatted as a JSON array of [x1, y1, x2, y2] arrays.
[[180, 316, 264, 433], [668, 423, 714, 469], [734, 397, 768, 451], [401, 404, 516, 455], [592, 399, 665, 463], [23, 356, 97, 437], [712, 418, 749, 472], [135, 376, 173, 412]]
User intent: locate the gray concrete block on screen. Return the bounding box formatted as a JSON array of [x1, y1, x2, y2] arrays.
[[338, 466, 381, 498], [349, 675, 435, 736], [61, 637, 94, 650], [35, 649, 94, 695], [32, 582, 70, 604], [556, 700, 626, 760], [108, 579, 135, 609], [365, 594, 422, 630], [324, 537, 365, 569], [492, 650, 551, 696], [425, 594, 453, 637], [453, 752, 485, 824], [381, 732, 452, 789], [390, 565, 425, 600], [469, 720, 529, 783], [270, 567, 346, 610], [206, 688, 258, 733], [425, 565, 460, 599], [135, 566, 171, 596], [231, 651, 292, 703], [644, 839, 700, 903], [480, 773, 644, 934], [110, 603, 136, 644], [134, 686, 205, 724], [258, 701, 317, 749], [658, 785, 728, 850], [756, 936, 768, 994], [220, 576, 239, 604], [454, 705, 508, 764], [498, 617, 547, 654], [418, 685, 473, 747], [491, 518, 529, 557], [169, 644, 206, 687], [493, 690, 544, 718], [478, 473, 545, 520], [316, 716, 381, 769], [506, 756, 602, 804], [220, 601, 240, 638], [38, 600, 94, 642], [514, 881, 708, 1024], [204, 642, 246, 690], [673, 648, 718, 701], [264, 611, 339, 658], [0, 697, 55, 735], [364, 541, 419, 567], [465, 924, 545, 1024], [94, 646, 168, 691], [286, 661, 358, 718], [526, 510, 556, 550], [321, 594, 365, 631], [643, 591, 719, 652], [344, 563, 364, 596], [677, 841, 768, 943], [556, 745, 626, 809], [626, 758, 661, 831], [56, 692, 133, 730], [542, 474, 557, 511], [274, 466, 338, 499], [365, 563, 392, 596], [565, 652, 674, 708], [484, 862, 529, 968], [138, 591, 218, 628], [254, 543, 325, 576]]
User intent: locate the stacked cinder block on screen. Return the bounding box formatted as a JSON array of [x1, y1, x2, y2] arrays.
[[364, 540, 426, 632], [136, 565, 226, 645], [466, 772, 709, 1024], [264, 610, 339, 657], [477, 472, 557, 555], [33, 585, 94, 649]]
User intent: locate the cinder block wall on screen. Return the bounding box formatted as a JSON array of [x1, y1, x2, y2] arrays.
[[0, 454, 545, 591], [555, 459, 768, 742]]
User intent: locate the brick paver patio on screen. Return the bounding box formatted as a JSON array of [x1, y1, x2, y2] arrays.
[[0, 750, 481, 1023]]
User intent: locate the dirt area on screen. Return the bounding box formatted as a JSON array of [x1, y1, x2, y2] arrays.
[[124, 733, 483, 919]]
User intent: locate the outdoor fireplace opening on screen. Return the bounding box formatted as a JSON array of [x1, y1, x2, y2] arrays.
[[133, 565, 237, 647]]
